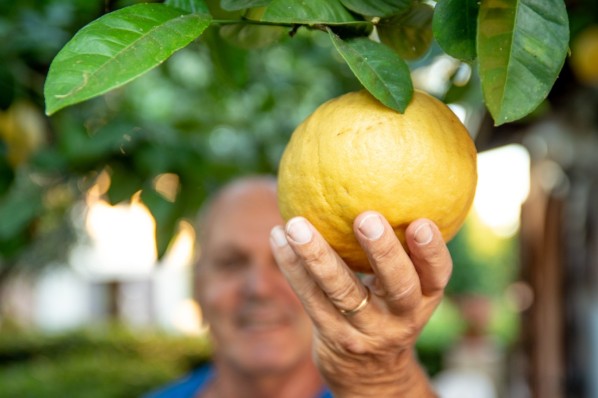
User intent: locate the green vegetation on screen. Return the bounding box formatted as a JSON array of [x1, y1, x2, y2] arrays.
[[0, 325, 211, 397]]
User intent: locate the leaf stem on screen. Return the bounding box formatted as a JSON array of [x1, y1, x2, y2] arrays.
[[211, 19, 373, 30]]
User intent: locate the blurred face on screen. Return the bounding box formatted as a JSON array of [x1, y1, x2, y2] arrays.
[[196, 182, 313, 376]]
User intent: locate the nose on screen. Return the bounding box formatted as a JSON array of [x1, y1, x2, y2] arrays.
[[243, 256, 281, 298]]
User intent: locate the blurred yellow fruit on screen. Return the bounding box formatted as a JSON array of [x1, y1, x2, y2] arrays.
[[0, 101, 47, 167], [277, 90, 477, 273], [570, 25, 598, 86]]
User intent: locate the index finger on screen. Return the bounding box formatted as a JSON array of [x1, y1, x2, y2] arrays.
[[269, 220, 369, 333], [284, 217, 369, 317]]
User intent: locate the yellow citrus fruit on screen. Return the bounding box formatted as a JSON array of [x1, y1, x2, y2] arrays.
[[277, 90, 477, 273], [570, 25, 598, 86], [0, 101, 47, 167]]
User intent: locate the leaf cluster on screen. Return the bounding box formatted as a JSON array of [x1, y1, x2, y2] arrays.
[[44, 0, 570, 125]]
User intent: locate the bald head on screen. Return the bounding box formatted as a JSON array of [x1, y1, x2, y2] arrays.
[[209, 175, 277, 215], [195, 175, 279, 257]]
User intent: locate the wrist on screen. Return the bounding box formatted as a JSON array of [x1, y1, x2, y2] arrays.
[[323, 349, 437, 398]]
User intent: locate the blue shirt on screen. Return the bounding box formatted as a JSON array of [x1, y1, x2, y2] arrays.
[[144, 365, 333, 398]]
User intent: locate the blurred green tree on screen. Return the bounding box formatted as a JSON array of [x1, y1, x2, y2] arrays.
[[0, 0, 365, 298]]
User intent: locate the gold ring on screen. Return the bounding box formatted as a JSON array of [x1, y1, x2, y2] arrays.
[[339, 287, 371, 316]]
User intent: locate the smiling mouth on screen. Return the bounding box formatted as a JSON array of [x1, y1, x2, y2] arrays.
[[237, 311, 291, 333], [241, 322, 288, 333]]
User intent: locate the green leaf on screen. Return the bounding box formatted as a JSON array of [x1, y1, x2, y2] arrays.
[[0, 231, 28, 259], [262, 0, 356, 24], [44, 4, 212, 115], [219, 24, 286, 49], [203, 26, 250, 87], [57, 119, 139, 167], [140, 188, 180, 257], [339, 0, 411, 18], [165, 0, 211, 15], [329, 30, 413, 112], [219, 6, 286, 49], [0, 143, 14, 196], [221, 0, 271, 11], [106, 162, 144, 204], [0, 178, 43, 240], [432, 0, 479, 62], [378, 3, 434, 60], [477, 0, 569, 125], [203, 0, 243, 18]]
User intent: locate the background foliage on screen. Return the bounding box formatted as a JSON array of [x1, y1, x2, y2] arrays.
[[0, 324, 211, 397]]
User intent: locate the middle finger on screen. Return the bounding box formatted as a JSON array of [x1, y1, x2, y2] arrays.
[[354, 211, 423, 313]]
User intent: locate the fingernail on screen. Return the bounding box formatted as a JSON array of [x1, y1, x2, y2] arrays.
[[286, 218, 312, 244], [414, 223, 433, 245], [270, 226, 288, 247], [358, 214, 384, 241]]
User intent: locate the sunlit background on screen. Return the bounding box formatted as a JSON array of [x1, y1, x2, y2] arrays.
[[25, 141, 530, 333], [15, 39, 534, 338]]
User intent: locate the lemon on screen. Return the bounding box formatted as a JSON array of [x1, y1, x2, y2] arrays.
[[570, 25, 598, 86], [0, 101, 47, 167], [277, 90, 477, 273]]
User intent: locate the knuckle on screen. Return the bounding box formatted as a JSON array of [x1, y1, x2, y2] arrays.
[[384, 313, 421, 343], [343, 337, 369, 356], [300, 239, 330, 265], [399, 318, 420, 342], [328, 282, 358, 306], [335, 330, 371, 355], [432, 268, 453, 292], [414, 240, 452, 269], [296, 283, 321, 302], [281, 246, 302, 266], [369, 239, 399, 264], [387, 280, 419, 304]]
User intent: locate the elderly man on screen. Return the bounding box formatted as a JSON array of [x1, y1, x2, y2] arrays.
[[147, 176, 452, 397]]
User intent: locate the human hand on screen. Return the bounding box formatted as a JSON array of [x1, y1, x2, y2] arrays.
[[269, 211, 451, 398]]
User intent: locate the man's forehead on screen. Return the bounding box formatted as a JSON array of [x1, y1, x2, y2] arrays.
[[210, 180, 277, 218], [199, 178, 281, 242], [216, 177, 277, 200], [209, 202, 279, 236]]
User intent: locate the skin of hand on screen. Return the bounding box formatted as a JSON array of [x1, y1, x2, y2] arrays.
[[269, 211, 451, 398]]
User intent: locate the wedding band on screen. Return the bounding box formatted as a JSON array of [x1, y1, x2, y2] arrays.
[[339, 287, 371, 316]]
